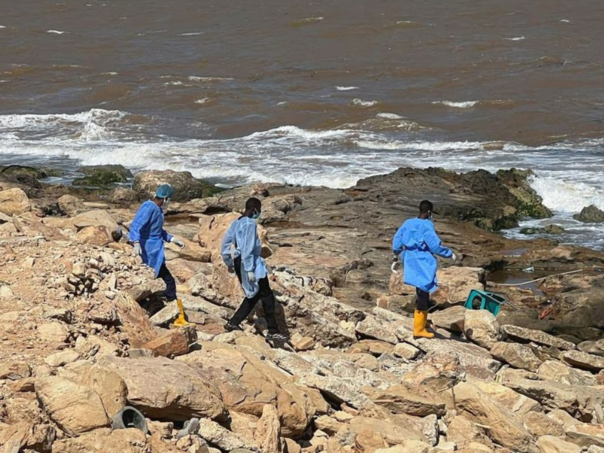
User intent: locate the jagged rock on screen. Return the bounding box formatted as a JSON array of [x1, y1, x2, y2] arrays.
[[75, 364, 128, 418], [0, 422, 55, 452], [566, 423, 604, 447], [355, 315, 399, 344], [73, 210, 119, 232], [375, 442, 431, 453], [0, 361, 31, 380], [446, 415, 493, 449], [114, 293, 158, 347], [474, 381, 542, 416], [490, 342, 542, 372], [430, 306, 467, 333], [77, 225, 114, 246], [464, 309, 500, 349], [165, 237, 212, 263], [290, 333, 316, 351], [414, 338, 501, 380], [298, 374, 371, 409], [141, 326, 197, 357], [403, 351, 465, 392], [562, 349, 604, 371], [573, 204, 604, 223], [578, 339, 604, 357], [98, 356, 226, 421], [35, 376, 111, 435], [538, 360, 596, 386], [349, 416, 427, 445], [108, 187, 139, 204], [73, 165, 133, 186], [548, 409, 581, 430], [393, 342, 420, 360], [44, 350, 81, 367], [501, 325, 575, 351], [523, 411, 565, 437], [536, 435, 582, 453], [0, 188, 31, 215], [362, 384, 446, 417], [197, 418, 258, 451], [38, 321, 70, 344], [502, 373, 604, 422], [255, 404, 280, 453], [51, 427, 149, 453], [454, 382, 538, 453], [133, 170, 206, 202], [432, 267, 486, 306]]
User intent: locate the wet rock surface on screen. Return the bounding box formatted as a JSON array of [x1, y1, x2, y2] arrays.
[[1, 165, 603, 452]]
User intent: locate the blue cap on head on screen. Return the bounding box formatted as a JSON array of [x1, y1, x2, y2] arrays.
[[155, 184, 174, 199]]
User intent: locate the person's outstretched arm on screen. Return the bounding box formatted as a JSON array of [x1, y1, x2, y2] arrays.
[[424, 223, 453, 258]]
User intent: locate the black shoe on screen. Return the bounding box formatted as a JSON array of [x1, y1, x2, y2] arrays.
[[224, 322, 243, 332], [266, 332, 289, 342]]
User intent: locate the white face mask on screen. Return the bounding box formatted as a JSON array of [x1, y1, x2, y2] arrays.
[[162, 198, 170, 211]]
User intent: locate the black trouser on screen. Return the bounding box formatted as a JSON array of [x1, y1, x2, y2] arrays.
[[416, 288, 430, 311], [158, 262, 177, 302], [230, 256, 279, 334]]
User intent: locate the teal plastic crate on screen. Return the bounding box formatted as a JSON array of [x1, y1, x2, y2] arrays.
[[464, 289, 507, 316]]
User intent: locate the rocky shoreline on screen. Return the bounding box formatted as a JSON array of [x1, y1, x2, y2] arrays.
[[2, 165, 604, 452]]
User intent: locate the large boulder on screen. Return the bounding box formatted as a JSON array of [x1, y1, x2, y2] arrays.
[[98, 356, 227, 421], [453, 382, 538, 453], [0, 188, 30, 215], [501, 325, 575, 351], [362, 384, 446, 417], [490, 342, 542, 372], [35, 376, 110, 436], [133, 170, 206, 202], [464, 309, 501, 349], [573, 204, 604, 223], [73, 165, 133, 186], [72, 210, 119, 233], [536, 436, 582, 453], [432, 267, 486, 306], [562, 350, 604, 372]]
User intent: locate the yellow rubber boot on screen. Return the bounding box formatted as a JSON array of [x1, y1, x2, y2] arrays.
[[172, 299, 190, 327], [413, 309, 434, 339]]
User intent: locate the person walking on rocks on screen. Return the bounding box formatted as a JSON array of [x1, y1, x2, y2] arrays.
[[221, 197, 288, 342], [129, 184, 185, 302], [392, 200, 457, 338]]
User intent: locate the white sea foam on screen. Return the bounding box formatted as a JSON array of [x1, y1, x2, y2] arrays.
[[433, 100, 479, 108], [195, 98, 211, 104], [188, 76, 233, 82], [0, 25, 6, 29], [180, 32, 203, 36], [503, 36, 525, 41], [335, 86, 359, 91], [529, 175, 604, 212], [47, 30, 65, 34], [352, 99, 377, 107], [376, 113, 404, 119]]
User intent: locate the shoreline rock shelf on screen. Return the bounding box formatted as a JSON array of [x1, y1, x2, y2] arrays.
[[1, 166, 604, 452]]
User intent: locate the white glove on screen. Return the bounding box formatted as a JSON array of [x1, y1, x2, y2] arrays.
[[391, 261, 399, 274], [171, 237, 185, 249], [247, 271, 256, 283], [451, 253, 458, 262], [133, 242, 142, 257]]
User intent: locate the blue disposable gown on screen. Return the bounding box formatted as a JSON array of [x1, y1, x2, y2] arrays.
[[129, 200, 173, 277], [220, 217, 268, 298], [392, 218, 452, 293]]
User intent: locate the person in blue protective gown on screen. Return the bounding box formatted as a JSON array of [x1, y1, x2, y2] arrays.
[[220, 197, 289, 342], [129, 184, 185, 302], [392, 200, 457, 338]]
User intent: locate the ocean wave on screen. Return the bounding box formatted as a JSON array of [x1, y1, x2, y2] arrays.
[[503, 36, 525, 41], [529, 175, 604, 212], [47, 30, 65, 34], [335, 86, 359, 91], [432, 100, 479, 109], [352, 99, 377, 107]]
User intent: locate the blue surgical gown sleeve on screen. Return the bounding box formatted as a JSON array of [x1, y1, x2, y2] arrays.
[[161, 228, 173, 243], [240, 220, 257, 273], [220, 222, 238, 268], [392, 224, 406, 256], [129, 202, 153, 243], [424, 223, 452, 258]]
